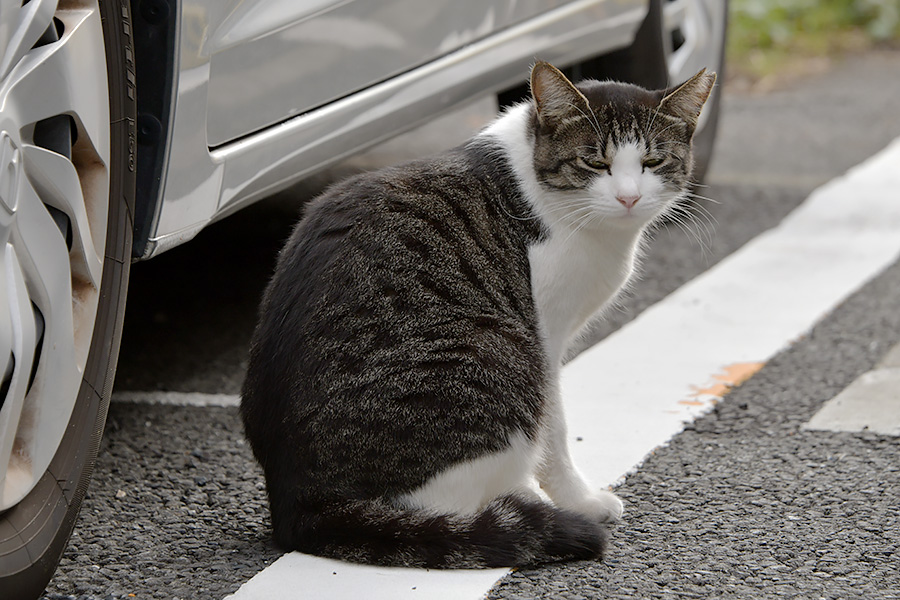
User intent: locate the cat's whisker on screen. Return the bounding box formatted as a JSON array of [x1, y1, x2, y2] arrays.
[[562, 212, 598, 245], [499, 204, 541, 221], [673, 219, 708, 255], [662, 206, 713, 258], [546, 203, 593, 216], [689, 212, 716, 253], [534, 193, 596, 212], [676, 192, 720, 221], [530, 195, 594, 219], [557, 205, 598, 230], [645, 92, 666, 140], [674, 200, 718, 252], [691, 204, 720, 238], [682, 190, 721, 205]]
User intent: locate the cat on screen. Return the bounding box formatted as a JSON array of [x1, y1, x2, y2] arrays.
[[241, 61, 716, 569]]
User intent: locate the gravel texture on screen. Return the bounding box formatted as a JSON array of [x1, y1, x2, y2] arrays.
[[44, 404, 281, 599]]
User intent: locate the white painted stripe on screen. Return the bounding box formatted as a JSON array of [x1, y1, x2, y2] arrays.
[[227, 554, 509, 600], [877, 342, 900, 369], [112, 391, 241, 407], [803, 368, 900, 436], [804, 341, 900, 435], [226, 137, 900, 599]]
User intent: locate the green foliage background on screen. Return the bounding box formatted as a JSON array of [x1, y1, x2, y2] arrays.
[[729, 0, 900, 77]]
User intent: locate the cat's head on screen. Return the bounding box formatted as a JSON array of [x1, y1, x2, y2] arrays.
[[528, 61, 716, 230]]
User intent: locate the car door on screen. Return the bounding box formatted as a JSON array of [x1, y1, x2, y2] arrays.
[[203, 0, 576, 148]]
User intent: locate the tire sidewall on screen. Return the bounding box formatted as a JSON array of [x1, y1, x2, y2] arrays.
[[0, 1, 135, 597]]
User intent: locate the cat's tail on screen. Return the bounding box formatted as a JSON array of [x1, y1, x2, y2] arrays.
[[275, 493, 607, 568]]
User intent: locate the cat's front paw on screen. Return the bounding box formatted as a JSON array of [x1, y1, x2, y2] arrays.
[[568, 491, 624, 523]]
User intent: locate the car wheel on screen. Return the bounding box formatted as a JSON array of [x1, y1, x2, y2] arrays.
[[0, 1, 135, 597]]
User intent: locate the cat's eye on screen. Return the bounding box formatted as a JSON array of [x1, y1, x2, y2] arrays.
[[577, 157, 611, 172], [642, 157, 664, 169]]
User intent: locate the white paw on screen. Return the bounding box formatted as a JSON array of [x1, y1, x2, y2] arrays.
[[568, 491, 624, 523]]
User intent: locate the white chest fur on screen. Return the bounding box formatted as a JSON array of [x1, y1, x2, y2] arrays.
[[481, 103, 649, 365], [529, 226, 641, 364]]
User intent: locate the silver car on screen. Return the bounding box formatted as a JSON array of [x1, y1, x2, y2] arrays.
[[0, 0, 726, 595]]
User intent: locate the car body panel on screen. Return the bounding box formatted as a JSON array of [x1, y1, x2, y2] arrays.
[[141, 0, 649, 258], [206, 0, 589, 148]]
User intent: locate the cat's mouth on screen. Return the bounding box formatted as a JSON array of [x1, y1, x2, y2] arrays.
[[614, 203, 657, 222]]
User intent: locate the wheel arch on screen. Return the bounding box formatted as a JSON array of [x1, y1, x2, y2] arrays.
[[129, 0, 180, 260], [577, 0, 668, 89]]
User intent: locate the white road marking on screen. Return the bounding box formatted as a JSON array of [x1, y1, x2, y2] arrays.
[[227, 554, 509, 600], [803, 342, 900, 436], [112, 391, 241, 407], [225, 137, 900, 599]]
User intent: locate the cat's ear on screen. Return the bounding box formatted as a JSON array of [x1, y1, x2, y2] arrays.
[[659, 69, 717, 131], [530, 61, 591, 129]]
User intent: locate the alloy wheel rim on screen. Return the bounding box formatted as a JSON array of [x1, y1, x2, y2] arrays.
[[0, 0, 109, 510], [662, 0, 726, 132]]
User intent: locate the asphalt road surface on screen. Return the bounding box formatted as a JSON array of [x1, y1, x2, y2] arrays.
[[42, 50, 900, 599]]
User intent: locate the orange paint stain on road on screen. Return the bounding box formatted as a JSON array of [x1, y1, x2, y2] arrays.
[[687, 362, 765, 401], [677, 398, 707, 407]]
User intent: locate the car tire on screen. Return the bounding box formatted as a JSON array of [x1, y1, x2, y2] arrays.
[[0, 1, 135, 598]]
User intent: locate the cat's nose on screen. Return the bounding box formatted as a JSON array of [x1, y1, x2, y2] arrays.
[[617, 194, 641, 209]]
